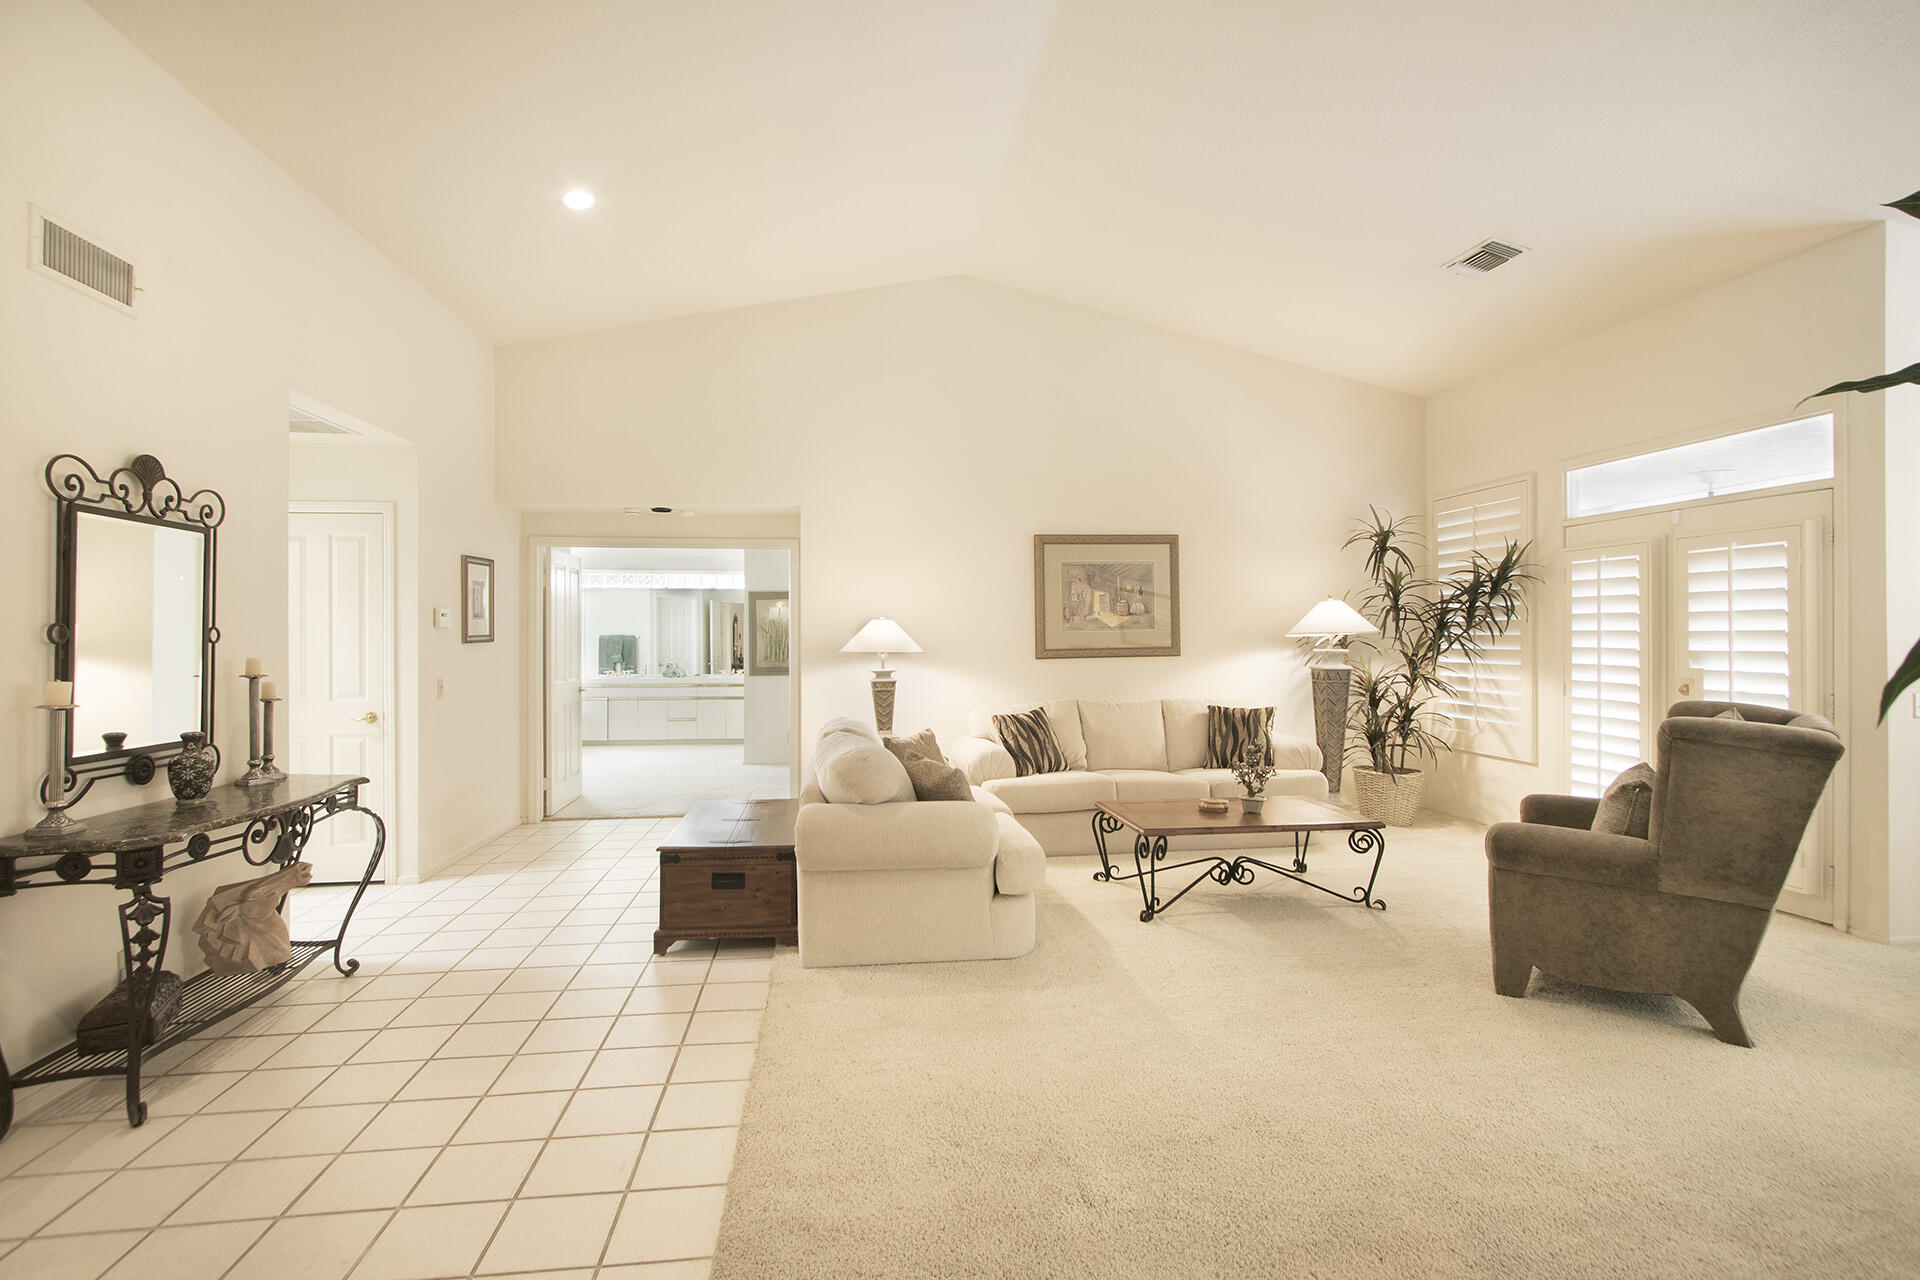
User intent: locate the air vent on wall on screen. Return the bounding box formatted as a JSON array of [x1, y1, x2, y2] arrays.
[[289, 408, 359, 438], [1444, 238, 1527, 275], [30, 206, 136, 311]]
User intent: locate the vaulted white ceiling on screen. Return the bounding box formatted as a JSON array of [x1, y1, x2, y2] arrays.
[[88, 0, 1920, 393]]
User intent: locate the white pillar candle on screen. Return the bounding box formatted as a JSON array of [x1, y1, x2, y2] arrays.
[[244, 657, 264, 677], [44, 680, 73, 706], [260, 680, 278, 701]]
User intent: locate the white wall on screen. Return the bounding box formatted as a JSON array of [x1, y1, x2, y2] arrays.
[[498, 277, 1426, 758], [743, 549, 792, 765], [1, 0, 519, 1067], [1424, 224, 1913, 940]]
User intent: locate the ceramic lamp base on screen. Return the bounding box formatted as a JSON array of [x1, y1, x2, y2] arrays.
[[869, 673, 897, 736]]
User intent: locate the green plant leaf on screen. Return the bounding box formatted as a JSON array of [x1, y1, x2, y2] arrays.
[[1804, 360, 1920, 401], [1885, 190, 1920, 221], [1881, 635, 1920, 724]]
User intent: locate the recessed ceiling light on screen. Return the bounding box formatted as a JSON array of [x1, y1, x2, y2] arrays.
[[562, 188, 596, 211]]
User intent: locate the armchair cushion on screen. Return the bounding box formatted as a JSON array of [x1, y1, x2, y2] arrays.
[[1079, 699, 1170, 771], [1591, 763, 1656, 838], [884, 728, 946, 764], [981, 771, 1117, 814], [1485, 822, 1659, 891], [895, 752, 973, 802], [795, 801, 997, 872]]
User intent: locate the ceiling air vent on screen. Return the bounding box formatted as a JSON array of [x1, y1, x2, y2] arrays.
[[30, 206, 136, 311], [1444, 238, 1527, 276], [289, 407, 359, 438]]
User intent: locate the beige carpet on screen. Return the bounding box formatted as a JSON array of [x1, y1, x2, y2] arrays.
[[712, 819, 1920, 1280]]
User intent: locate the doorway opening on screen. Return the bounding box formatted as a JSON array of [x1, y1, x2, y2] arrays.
[[542, 543, 794, 819]]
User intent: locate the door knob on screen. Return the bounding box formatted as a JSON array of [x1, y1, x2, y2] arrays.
[[355, 712, 379, 724]]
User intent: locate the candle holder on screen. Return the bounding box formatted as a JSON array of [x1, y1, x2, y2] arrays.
[[234, 673, 274, 788], [27, 703, 85, 839], [259, 697, 287, 784]]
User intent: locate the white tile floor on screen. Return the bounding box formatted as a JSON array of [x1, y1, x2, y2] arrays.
[[551, 746, 789, 820], [0, 818, 762, 1280]]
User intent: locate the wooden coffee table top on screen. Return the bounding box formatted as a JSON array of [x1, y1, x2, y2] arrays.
[[658, 799, 799, 855], [1099, 797, 1382, 838]]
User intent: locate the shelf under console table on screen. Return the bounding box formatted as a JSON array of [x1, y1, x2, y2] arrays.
[[0, 774, 384, 1141]]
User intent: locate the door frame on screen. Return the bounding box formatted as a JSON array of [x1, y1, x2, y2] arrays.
[[521, 534, 804, 823], [1557, 401, 1853, 934], [289, 500, 403, 879]]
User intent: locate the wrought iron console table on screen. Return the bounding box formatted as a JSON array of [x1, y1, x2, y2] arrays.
[[0, 774, 383, 1141]]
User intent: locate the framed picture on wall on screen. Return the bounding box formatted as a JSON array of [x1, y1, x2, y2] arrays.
[[1034, 534, 1180, 659], [748, 591, 790, 675], [461, 555, 495, 644]]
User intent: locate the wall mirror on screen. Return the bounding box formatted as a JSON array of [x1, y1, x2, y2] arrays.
[[45, 454, 223, 796]]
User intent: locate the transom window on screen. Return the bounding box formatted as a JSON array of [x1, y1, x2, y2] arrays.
[[1565, 414, 1834, 520]]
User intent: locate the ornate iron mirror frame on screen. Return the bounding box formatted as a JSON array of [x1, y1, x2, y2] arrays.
[[44, 454, 224, 803]]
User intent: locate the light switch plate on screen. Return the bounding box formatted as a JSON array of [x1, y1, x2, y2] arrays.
[[433, 606, 454, 629]]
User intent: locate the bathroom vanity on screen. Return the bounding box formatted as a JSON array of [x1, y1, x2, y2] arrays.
[[581, 675, 746, 743]]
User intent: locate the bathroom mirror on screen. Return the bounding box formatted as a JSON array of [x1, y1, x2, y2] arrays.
[[46, 454, 223, 791]]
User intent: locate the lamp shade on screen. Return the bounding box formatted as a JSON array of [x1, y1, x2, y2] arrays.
[[840, 617, 923, 655], [1285, 598, 1378, 639]]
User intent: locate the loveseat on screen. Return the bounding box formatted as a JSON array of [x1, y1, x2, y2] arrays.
[[950, 698, 1326, 857], [794, 718, 1045, 967]]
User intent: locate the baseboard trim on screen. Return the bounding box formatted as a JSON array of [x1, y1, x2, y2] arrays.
[[419, 821, 520, 882]]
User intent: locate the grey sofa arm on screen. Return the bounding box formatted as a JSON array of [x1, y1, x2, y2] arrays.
[[1517, 793, 1602, 830]]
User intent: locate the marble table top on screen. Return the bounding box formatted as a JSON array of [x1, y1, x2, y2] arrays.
[[1, 775, 367, 856]]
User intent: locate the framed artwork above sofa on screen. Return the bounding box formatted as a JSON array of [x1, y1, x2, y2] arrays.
[[1034, 533, 1180, 659]]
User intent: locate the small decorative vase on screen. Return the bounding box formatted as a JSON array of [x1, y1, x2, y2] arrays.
[[1241, 795, 1265, 815], [101, 732, 127, 752], [168, 731, 218, 802]]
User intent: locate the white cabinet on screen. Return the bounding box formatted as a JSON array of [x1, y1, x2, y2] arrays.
[[580, 683, 745, 743], [581, 697, 610, 743]]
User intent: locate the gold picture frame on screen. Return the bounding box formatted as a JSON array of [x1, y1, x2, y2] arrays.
[[1034, 534, 1180, 659]]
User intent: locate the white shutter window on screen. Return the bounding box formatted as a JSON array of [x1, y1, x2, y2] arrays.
[[1431, 478, 1536, 763], [1568, 545, 1650, 797], [1681, 533, 1796, 710]]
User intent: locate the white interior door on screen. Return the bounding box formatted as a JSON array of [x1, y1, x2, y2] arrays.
[[1673, 516, 1831, 921], [288, 508, 392, 884], [546, 550, 584, 816]]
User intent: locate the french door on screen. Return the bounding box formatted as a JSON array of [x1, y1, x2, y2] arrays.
[[1565, 491, 1834, 921]]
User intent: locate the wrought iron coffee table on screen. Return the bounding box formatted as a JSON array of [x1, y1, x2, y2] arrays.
[[1092, 798, 1387, 921]]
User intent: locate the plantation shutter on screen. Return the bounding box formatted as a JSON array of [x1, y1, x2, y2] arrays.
[[1431, 478, 1535, 762], [1680, 532, 1797, 710], [1568, 544, 1650, 797]]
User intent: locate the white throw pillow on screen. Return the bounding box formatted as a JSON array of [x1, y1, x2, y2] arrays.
[[1078, 699, 1169, 772], [813, 727, 914, 805]]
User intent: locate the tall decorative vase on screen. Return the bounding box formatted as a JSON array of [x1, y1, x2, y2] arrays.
[[168, 731, 219, 802]]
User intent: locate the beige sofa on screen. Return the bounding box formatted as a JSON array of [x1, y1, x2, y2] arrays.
[[795, 718, 1046, 967], [950, 698, 1327, 857]]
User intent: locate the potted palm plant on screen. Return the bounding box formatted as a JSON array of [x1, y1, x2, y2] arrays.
[[1341, 508, 1535, 825]]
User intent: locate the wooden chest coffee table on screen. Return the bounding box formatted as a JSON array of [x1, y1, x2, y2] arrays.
[[654, 799, 800, 954], [1093, 798, 1387, 922]]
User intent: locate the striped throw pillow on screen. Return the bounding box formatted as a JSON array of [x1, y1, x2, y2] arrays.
[[1205, 705, 1274, 769], [992, 707, 1069, 777]]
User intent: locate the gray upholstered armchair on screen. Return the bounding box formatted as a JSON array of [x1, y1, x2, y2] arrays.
[[1484, 701, 1843, 1046]]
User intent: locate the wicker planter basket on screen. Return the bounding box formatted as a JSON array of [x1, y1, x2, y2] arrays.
[[1350, 766, 1425, 827]]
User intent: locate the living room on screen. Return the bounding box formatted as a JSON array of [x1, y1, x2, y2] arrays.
[[1, 1, 1916, 1278]]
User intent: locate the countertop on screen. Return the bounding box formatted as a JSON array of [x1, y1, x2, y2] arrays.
[[583, 675, 745, 689]]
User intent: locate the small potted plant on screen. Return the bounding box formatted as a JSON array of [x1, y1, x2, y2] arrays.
[[1231, 745, 1276, 815]]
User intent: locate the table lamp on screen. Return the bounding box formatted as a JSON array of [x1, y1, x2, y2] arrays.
[[840, 618, 922, 735], [1286, 598, 1379, 796]]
